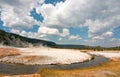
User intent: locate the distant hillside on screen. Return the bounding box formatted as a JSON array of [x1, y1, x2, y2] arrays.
[[55, 44, 87, 49], [0, 30, 56, 47]]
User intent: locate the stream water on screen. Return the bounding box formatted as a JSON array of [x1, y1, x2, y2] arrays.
[[0, 55, 110, 75]]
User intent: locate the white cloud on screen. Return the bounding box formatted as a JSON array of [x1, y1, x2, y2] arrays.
[[20, 30, 50, 41], [103, 31, 113, 37], [92, 36, 104, 40], [0, 0, 44, 29], [39, 0, 120, 38], [38, 26, 59, 35], [60, 28, 70, 37], [20, 30, 27, 36], [40, 0, 87, 27], [92, 31, 113, 40], [38, 26, 70, 37], [69, 35, 81, 40], [10, 28, 48, 40], [58, 38, 62, 41], [11, 29, 20, 34], [10, 26, 70, 42]]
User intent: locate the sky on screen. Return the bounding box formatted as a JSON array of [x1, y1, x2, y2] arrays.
[[0, 0, 120, 47]]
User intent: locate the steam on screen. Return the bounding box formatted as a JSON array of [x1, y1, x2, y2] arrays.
[[0, 41, 48, 48]]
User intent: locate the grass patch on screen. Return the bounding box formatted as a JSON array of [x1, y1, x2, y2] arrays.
[[38, 68, 61, 77]]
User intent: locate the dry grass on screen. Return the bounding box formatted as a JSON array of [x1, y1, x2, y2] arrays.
[[38, 59, 120, 77]]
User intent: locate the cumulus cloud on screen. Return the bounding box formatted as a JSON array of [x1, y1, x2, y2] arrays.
[[39, 0, 120, 38], [11, 29, 49, 41], [38, 26, 59, 35], [103, 32, 113, 37], [92, 36, 104, 40], [60, 28, 70, 37], [11, 29, 20, 34], [92, 31, 113, 40], [1, 0, 120, 37], [0, 0, 44, 29], [38, 26, 70, 37], [69, 35, 81, 40], [10, 27, 70, 41], [40, 0, 90, 27], [58, 38, 62, 41]]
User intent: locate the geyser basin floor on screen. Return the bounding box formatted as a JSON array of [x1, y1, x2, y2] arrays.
[[0, 47, 92, 65], [0, 55, 109, 75], [89, 52, 120, 60]]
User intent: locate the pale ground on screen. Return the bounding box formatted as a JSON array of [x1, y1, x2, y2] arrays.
[[0, 47, 92, 65], [89, 51, 120, 59]]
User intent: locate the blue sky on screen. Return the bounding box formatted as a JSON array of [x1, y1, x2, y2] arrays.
[[44, 0, 65, 4], [0, 0, 120, 47]]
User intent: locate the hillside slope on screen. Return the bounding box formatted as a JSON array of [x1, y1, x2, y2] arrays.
[[0, 30, 56, 47]]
